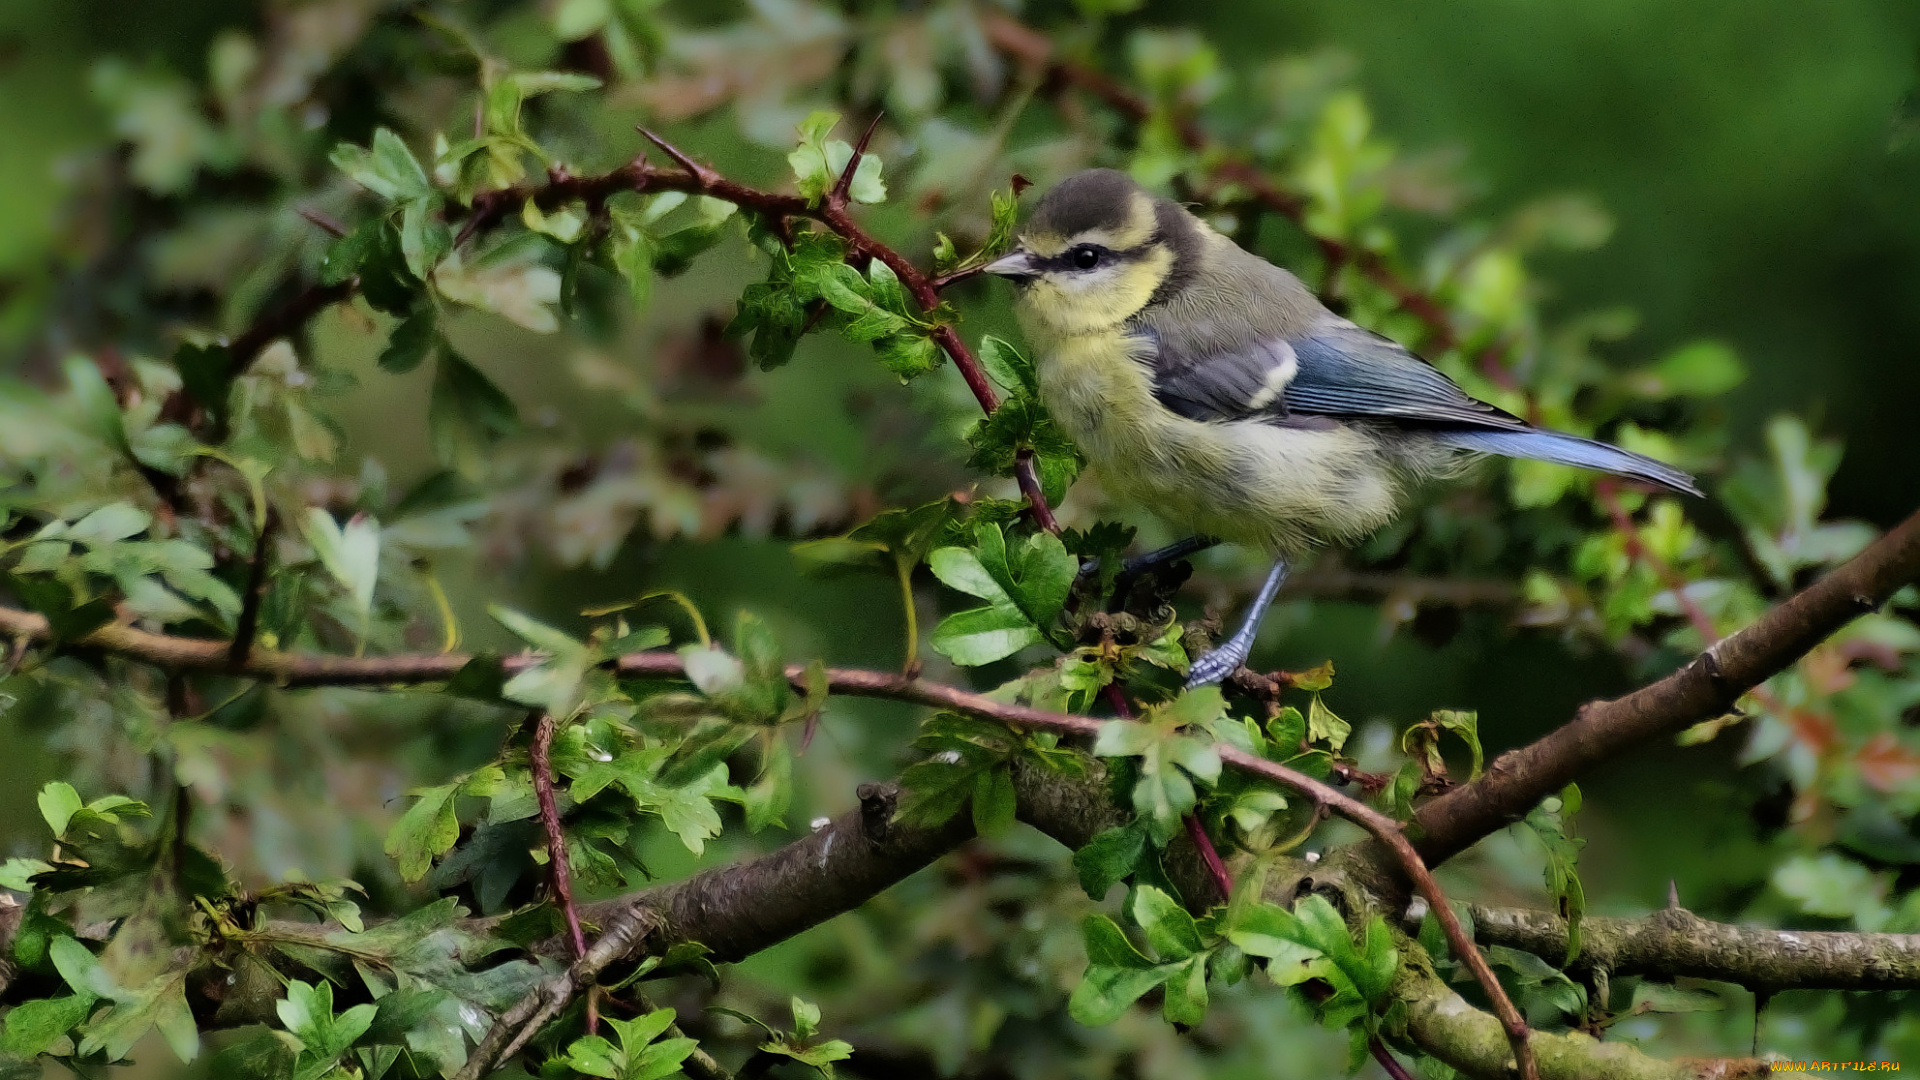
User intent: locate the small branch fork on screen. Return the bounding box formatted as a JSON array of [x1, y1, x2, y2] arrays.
[[454, 904, 660, 1080], [1210, 744, 1537, 1080]]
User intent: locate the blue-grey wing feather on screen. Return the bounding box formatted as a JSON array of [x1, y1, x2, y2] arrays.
[[1283, 322, 1526, 429], [1134, 316, 1701, 496]]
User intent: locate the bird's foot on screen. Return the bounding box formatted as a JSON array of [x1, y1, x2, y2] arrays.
[[1184, 631, 1254, 689]]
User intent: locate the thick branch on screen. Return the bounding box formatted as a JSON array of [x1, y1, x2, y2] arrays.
[[1393, 955, 1761, 1080], [1409, 505, 1920, 866], [1471, 903, 1920, 992], [559, 781, 973, 964]]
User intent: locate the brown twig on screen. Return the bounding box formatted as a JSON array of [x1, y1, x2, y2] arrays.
[[296, 206, 350, 238], [228, 510, 277, 669], [529, 712, 590, 980], [1181, 812, 1233, 903], [456, 904, 661, 1080], [0, 516, 1916, 1077]]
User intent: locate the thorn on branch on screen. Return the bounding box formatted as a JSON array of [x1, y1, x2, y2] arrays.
[[828, 111, 885, 208], [296, 205, 349, 238], [636, 126, 718, 186], [857, 781, 895, 843]]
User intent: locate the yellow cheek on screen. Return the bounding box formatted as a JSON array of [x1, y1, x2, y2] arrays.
[[1014, 248, 1172, 339]]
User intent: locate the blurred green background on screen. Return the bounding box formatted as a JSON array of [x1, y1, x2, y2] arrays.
[[1, 0, 1917, 1072]]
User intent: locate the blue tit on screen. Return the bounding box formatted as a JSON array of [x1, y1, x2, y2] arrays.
[[985, 169, 1701, 688]]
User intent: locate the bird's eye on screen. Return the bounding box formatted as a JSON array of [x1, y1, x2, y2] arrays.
[[1072, 246, 1102, 270]]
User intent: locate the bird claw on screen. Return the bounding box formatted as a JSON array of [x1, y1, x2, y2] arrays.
[[1184, 636, 1251, 689]]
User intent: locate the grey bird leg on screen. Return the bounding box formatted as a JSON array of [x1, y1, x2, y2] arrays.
[[1184, 558, 1290, 689], [1077, 535, 1219, 590], [1110, 535, 1218, 600]]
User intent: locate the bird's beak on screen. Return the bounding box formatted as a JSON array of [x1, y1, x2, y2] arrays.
[[984, 248, 1040, 281]]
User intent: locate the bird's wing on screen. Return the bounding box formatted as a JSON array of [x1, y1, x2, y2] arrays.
[[1146, 318, 1525, 431], [1142, 317, 1703, 495]]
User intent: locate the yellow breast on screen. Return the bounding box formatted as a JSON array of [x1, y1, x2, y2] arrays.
[[1025, 326, 1404, 553]]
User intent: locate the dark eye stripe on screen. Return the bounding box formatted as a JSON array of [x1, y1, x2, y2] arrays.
[[1035, 233, 1163, 272]]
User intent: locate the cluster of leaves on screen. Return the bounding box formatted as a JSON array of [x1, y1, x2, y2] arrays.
[[1072, 884, 1398, 1072]]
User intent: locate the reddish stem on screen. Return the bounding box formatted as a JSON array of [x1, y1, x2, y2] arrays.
[[530, 711, 591, 1028], [1182, 813, 1234, 902], [1105, 684, 1232, 901], [1369, 1037, 1417, 1080]]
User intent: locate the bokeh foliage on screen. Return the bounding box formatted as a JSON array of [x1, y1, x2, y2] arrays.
[[0, 1, 1917, 1078]]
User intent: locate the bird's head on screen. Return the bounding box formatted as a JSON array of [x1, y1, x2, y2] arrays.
[[986, 169, 1195, 338]]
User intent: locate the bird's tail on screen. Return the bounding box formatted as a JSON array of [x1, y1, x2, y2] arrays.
[[1434, 428, 1702, 497]]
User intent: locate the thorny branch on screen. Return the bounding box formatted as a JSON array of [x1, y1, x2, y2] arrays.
[[175, 125, 1062, 533], [3, 499, 1918, 1077], [1406, 503, 1920, 868]]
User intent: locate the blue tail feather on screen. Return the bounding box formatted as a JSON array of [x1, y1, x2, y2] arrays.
[[1435, 429, 1702, 497]]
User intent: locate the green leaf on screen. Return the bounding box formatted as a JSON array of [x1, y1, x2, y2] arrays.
[[929, 604, 1042, 666], [8, 574, 115, 643], [563, 1034, 625, 1078], [320, 218, 383, 285], [1161, 954, 1209, 1027], [609, 205, 657, 312], [331, 128, 431, 202], [429, 347, 520, 476], [301, 509, 380, 623], [77, 966, 197, 1063], [173, 342, 236, 423], [874, 331, 940, 380], [1131, 885, 1204, 960], [378, 305, 437, 374], [1435, 710, 1483, 781], [1225, 904, 1325, 981], [38, 782, 83, 836], [977, 335, 1037, 396], [1306, 693, 1350, 753], [1630, 982, 1726, 1015], [1638, 340, 1745, 398], [1522, 784, 1588, 963], [970, 766, 1016, 836], [384, 782, 459, 881], [1071, 918, 1176, 1026], [400, 197, 452, 278], [1073, 821, 1147, 899]]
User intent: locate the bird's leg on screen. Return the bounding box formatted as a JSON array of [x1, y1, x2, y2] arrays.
[[1078, 536, 1218, 603], [1117, 536, 1218, 593], [1184, 557, 1289, 689]]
